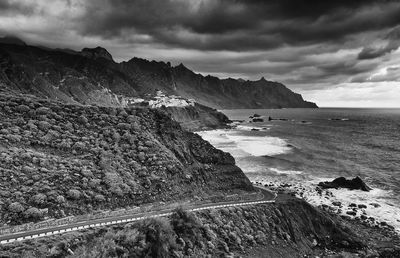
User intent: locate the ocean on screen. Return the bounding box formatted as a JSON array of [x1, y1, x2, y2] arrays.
[[197, 108, 400, 231]]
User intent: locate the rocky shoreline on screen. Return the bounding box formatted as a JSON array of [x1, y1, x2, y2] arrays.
[[0, 91, 398, 256], [255, 179, 400, 233]]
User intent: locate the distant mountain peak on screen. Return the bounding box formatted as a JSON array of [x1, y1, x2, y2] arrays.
[[0, 42, 318, 109], [176, 63, 188, 69], [81, 46, 114, 62], [0, 35, 26, 46]]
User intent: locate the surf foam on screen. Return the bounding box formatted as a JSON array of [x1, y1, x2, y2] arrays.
[[197, 129, 292, 157]]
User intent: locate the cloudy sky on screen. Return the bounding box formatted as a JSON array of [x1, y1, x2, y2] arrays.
[[1, 0, 400, 107]]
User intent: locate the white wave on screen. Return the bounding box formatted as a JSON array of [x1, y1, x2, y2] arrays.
[[270, 168, 303, 175], [268, 176, 400, 232], [225, 134, 291, 156], [196, 130, 232, 145], [328, 187, 400, 231], [236, 125, 270, 131], [197, 129, 291, 157], [196, 130, 249, 158]]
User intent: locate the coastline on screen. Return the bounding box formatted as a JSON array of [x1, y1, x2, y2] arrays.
[[196, 116, 400, 235]]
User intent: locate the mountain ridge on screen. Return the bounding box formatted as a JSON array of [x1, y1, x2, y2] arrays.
[[0, 41, 317, 109]]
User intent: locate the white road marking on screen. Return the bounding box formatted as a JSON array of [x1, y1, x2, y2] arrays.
[[0, 190, 276, 245]]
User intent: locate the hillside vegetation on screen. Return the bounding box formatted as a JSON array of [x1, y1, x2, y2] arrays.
[[0, 92, 252, 225], [0, 198, 380, 258]]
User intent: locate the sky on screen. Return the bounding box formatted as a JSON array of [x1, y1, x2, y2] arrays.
[[1, 0, 400, 107]]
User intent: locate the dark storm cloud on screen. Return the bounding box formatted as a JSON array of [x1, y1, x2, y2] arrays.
[[1, 0, 400, 106], [78, 0, 400, 51], [0, 0, 37, 15], [283, 60, 379, 87], [358, 45, 397, 60], [358, 26, 400, 59]]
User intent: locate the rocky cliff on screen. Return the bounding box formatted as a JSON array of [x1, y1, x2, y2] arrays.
[[0, 92, 253, 225], [164, 103, 231, 131], [0, 41, 317, 109]]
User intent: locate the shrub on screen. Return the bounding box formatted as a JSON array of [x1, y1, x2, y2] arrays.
[[35, 107, 51, 115], [139, 218, 176, 257], [67, 189, 81, 200], [37, 121, 51, 131], [24, 207, 42, 220], [73, 141, 86, 150], [8, 202, 24, 213], [94, 194, 105, 202], [63, 122, 74, 132], [171, 208, 203, 237], [77, 115, 88, 125], [117, 123, 130, 130], [16, 104, 30, 113], [56, 195, 66, 204], [88, 179, 101, 188], [118, 110, 128, 117], [126, 115, 137, 123], [31, 193, 47, 205]]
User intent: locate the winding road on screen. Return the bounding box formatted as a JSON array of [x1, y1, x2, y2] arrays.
[[0, 186, 276, 245]]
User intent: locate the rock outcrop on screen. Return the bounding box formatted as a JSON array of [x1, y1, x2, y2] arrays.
[[80, 46, 114, 62], [318, 177, 372, 191], [163, 103, 231, 131]]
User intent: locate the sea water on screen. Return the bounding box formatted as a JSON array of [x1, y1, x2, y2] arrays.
[[197, 108, 400, 231]]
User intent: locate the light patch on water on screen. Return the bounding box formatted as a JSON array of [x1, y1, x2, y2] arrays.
[[197, 129, 292, 157], [270, 168, 303, 175], [198, 127, 400, 232], [226, 134, 291, 156]]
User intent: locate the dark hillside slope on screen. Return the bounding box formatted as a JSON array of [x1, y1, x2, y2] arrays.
[[164, 103, 231, 131], [0, 43, 317, 109], [0, 92, 253, 225], [171, 65, 317, 109]]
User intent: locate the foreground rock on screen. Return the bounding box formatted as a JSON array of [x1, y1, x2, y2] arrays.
[[318, 177, 372, 191]]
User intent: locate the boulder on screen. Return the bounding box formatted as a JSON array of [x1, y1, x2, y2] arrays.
[[346, 211, 357, 216], [332, 201, 342, 207], [318, 176, 372, 191]]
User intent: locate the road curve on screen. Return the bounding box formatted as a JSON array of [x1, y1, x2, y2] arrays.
[[0, 186, 275, 245]]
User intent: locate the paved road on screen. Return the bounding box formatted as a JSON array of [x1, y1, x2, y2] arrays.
[[0, 186, 275, 245]]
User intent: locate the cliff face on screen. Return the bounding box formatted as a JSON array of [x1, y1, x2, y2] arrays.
[[164, 103, 231, 131], [0, 92, 252, 225], [171, 66, 317, 109], [0, 42, 317, 109]]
